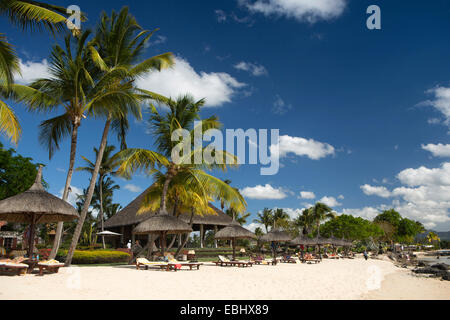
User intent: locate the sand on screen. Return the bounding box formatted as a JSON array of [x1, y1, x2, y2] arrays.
[[1, 258, 449, 300]]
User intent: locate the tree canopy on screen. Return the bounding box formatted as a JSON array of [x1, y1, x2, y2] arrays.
[[0, 142, 44, 200]]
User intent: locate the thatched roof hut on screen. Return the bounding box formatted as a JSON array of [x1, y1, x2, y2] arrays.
[[215, 221, 255, 240], [260, 228, 291, 242], [104, 186, 232, 230], [133, 214, 193, 235], [0, 166, 79, 257], [290, 234, 316, 246], [0, 167, 79, 224]]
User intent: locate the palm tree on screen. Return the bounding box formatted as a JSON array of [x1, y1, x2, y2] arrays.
[[310, 203, 336, 236], [272, 208, 289, 228], [0, 1, 79, 145], [253, 208, 274, 233], [76, 145, 120, 248], [225, 208, 250, 226], [426, 232, 440, 249], [294, 208, 315, 235], [116, 94, 247, 255], [10, 31, 134, 258], [64, 7, 174, 266]]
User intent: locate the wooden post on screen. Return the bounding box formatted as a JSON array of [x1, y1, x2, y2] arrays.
[[200, 225, 204, 249], [120, 226, 124, 247], [214, 225, 218, 248]]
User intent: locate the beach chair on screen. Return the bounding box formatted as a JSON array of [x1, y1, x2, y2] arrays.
[[279, 255, 297, 264], [37, 260, 65, 276], [136, 258, 171, 271], [166, 254, 202, 271], [214, 255, 233, 267], [0, 260, 28, 276]]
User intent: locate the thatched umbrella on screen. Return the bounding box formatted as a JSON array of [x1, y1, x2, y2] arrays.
[[260, 228, 292, 260], [215, 221, 255, 260], [133, 210, 192, 256], [0, 166, 79, 258]]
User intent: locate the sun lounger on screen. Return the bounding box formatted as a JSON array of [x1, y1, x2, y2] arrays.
[[214, 255, 252, 267], [136, 258, 171, 271], [277, 256, 297, 264], [37, 260, 65, 276], [0, 262, 28, 276], [166, 255, 202, 271]]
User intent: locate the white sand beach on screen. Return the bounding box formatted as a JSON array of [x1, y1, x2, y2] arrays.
[[1, 258, 449, 300]]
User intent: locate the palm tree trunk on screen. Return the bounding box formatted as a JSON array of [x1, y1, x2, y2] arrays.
[[99, 176, 106, 249], [49, 121, 80, 260], [65, 117, 112, 266], [160, 170, 174, 214], [175, 208, 194, 257]]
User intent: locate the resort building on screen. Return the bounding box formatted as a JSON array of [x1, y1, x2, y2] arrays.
[[104, 187, 233, 249]]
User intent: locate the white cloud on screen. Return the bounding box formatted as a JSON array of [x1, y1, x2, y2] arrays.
[[360, 184, 392, 198], [341, 207, 380, 221], [241, 0, 347, 23], [299, 191, 316, 199], [272, 95, 292, 115], [240, 184, 288, 200], [356, 162, 450, 228], [338, 195, 345, 200], [397, 162, 450, 187], [137, 56, 246, 107], [15, 59, 50, 84], [419, 86, 450, 126], [422, 143, 450, 158], [281, 208, 304, 219], [124, 184, 143, 193], [234, 61, 268, 76], [245, 222, 265, 232], [319, 196, 342, 207], [271, 135, 335, 160], [58, 185, 83, 207]]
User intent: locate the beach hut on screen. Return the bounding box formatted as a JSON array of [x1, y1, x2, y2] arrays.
[[104, 186, 232, 248], [260, 228, 292, 260], [133, 211, 192, 256], [215, 220, 255, 261], [0, 166, 79, 259]]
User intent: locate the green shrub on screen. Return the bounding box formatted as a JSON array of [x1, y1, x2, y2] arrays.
[[56, 250, 130, 264]]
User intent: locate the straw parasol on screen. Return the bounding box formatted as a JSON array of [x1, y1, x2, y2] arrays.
[[133, 209, 192, 256], [260, 228, 292, 260], [0, 166, 79, 258], [215, 220, 255, 260]]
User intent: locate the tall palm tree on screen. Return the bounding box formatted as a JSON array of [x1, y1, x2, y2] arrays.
[[64, 7, 174, 266], [272, 208, 289, 228], [10, 31, 133, 258], [0, 1, 78, 145], [115, 94, 247, 255], [294, 208, 315, 235], [253, 208, 274, 233], [310, 202, 336, 236], [76, 145, 121, 248]]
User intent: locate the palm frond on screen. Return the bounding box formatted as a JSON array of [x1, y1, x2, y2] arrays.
[[38, 112, 71, 159], [0, 98, 21, 144]]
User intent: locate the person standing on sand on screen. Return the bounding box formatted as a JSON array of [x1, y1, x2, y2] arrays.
[[364, 251, 369, 261]]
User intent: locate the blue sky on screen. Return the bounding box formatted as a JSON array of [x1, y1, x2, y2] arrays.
[[2, 0, 450, 231]]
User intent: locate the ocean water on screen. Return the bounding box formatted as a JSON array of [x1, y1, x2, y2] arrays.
[[419, 256, 450, 266]]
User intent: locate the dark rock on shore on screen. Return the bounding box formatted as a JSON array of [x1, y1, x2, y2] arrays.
[[413, 265, 450, 281], [431, 263, 449, 271]]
